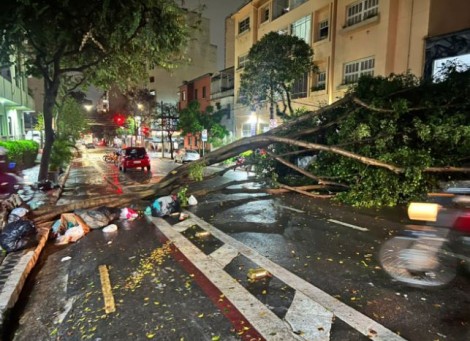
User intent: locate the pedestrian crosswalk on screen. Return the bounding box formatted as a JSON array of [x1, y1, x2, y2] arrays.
[[149, 212, 406, 341]]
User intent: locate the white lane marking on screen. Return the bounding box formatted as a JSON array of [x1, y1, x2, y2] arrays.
[[327, 219, 369, 232], [285, 291, 333, 341], [278, 205, 305, 213], [186, 212, 405, 341], [149, 216, 302, 341], [208, 244, 240, 268]]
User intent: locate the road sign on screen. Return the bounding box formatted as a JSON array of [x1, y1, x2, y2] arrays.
[[201, 129, 207, 142]]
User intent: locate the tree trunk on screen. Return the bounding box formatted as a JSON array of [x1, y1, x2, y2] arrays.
[[38, 78, 60, 182]]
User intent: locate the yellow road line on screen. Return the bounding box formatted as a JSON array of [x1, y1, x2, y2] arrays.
[[99, 265, 116, 314]]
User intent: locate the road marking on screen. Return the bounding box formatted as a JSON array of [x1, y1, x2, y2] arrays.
[[327, 219, 369, 232], [99, 265, 116, 314], [278, 205, 305, 213], [285, 291, 333, 340], [150, 216, 300, 340], [185, 212, 405, 341]]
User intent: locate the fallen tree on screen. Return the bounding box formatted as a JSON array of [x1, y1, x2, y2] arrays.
[[32, 68, 470, 222]]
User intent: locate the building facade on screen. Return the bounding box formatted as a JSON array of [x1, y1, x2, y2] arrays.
[[178, 73, 213, 151], [0, 57, 35, 141], [230, 0, 470, 138], [211, 67, 235, 142]]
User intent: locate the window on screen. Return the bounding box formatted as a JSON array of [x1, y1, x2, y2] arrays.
[[318, 19, 329, 40], [290, 0, 307, 10], [260, 6, 270, 24], [194, 89, 198, 99], [238, 17, 250, 34], [238, 54, 248, 69], [344, 57, 375, 84], [291, 15, 311, 44], [149, 76, 155, 83], [242, 123, 252, 137], [346, 0, 379, 27], [182, 91, 186, 101], [292, 72, 308, 99], [314, 71, 326, 90], [202, 86, 206, 98]]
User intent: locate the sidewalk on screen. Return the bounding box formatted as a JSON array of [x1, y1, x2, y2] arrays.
[[0, 163, 69, 331]]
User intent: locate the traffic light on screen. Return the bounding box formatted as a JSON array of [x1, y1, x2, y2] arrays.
[[141, 126, 150, 136], [113, 113, 125, 126]]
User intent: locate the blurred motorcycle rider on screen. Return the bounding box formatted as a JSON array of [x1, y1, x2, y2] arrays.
[[0, 147, 20, 198]]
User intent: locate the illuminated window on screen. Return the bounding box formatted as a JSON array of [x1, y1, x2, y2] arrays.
[[315, 71, 326, 90], [291, 15, 311, 44]]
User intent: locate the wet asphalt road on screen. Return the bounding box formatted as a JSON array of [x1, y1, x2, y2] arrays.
[[7, 147, 470, 340]]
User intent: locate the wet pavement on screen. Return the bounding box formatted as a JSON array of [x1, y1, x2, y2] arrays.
[[1, 148, 470, 340]]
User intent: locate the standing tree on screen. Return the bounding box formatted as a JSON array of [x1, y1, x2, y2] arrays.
[[178, 101, 228, 152], [0, 0, 191, 181], [240, 32, 316, 118]]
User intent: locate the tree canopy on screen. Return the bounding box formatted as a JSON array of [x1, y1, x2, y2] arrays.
[[178, 101, 228, 145], [240, 31, 316, 117], [0, 0, 192, 181]]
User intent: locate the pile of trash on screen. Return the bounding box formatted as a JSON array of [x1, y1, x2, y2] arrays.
[[0, 192, 199, 253]]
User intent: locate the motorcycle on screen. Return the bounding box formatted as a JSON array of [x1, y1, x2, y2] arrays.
[[379, 195, 470, 288]]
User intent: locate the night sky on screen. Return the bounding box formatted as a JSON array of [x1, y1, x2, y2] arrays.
[[184, 0, 247, 69]]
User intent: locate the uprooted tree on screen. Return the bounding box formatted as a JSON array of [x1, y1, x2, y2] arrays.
[[33, 66, 470, 222], [151, 66, 470, 207]]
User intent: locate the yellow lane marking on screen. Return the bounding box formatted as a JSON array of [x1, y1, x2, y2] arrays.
[[99, 265, 116, 314]]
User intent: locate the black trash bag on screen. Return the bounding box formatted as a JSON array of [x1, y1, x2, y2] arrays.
[[0, 220, 37, 253], [96, 206, 121, 221]]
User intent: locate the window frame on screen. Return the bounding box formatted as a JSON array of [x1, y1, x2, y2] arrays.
[[238, 54, 248, 69], [343, 57, 375, 84], [260, 5, 270, 24], [314, 71, 326, 91], [346, 0, 379, 27], [290, 15, 311, 44], [238, 17, 250, 35], [318, 19, 329, 40]]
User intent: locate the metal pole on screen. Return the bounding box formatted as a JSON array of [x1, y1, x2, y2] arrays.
[[161, 101, 164, 158]]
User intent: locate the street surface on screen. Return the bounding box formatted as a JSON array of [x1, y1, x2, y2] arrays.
[[6, 147, 470, 340]]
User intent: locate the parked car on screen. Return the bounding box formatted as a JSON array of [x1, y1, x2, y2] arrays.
[[118, 147, 151, 172], [175, 149, 200, 163], [85, 143, 95, 149]]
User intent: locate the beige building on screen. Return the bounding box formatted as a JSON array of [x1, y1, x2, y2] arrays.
[[230, 0, 470, 138]]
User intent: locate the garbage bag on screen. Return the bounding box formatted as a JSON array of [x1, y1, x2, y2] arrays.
[[50, 213, 90, 240], [188, 195, 198, 206], [153, 195, 180, 217], [120, 208, 138, 220], [74, 208, 113, 229], [55, 226, 85, 245], [7, 207, 29, 224], [0, 220, 37, 252]]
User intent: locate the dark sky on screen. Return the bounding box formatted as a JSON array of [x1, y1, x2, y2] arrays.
[[184, 0, 247, 69]]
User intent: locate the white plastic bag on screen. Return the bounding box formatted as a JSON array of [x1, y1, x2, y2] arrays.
[[103, 224, 118, 233], [55, 225, 85, 244], [188, 195, 198, 206]]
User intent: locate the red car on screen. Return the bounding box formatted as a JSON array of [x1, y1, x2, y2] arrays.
[[118, 147, 151, 172]]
